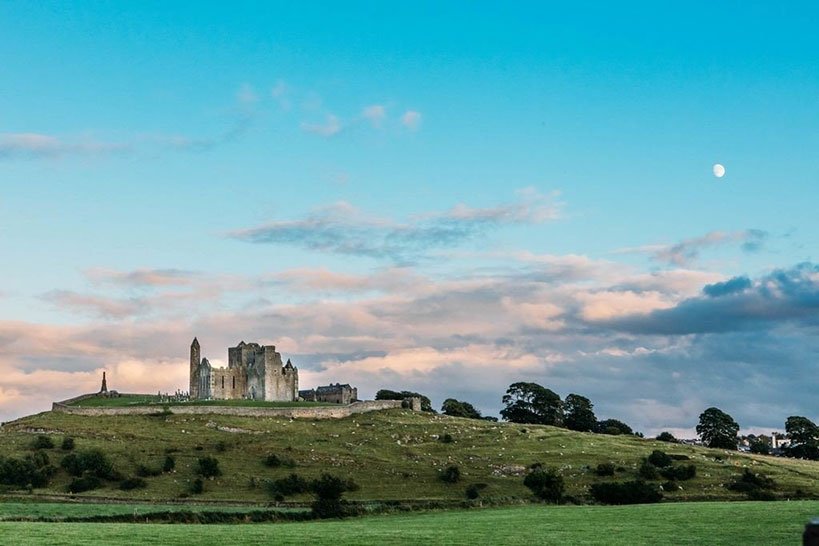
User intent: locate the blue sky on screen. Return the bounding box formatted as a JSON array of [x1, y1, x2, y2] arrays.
[[1, 2, 818, 434]]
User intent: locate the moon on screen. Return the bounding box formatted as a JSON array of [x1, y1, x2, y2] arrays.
[[712, 163, 726, 178]]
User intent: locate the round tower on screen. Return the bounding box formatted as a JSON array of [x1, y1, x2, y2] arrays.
[[190, 337, 200, 399]]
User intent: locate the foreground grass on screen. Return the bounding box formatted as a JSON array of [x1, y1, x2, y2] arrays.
[[0, 502, 302, 521], [0, 501, 817, 545], [2, 409, 819, 503]]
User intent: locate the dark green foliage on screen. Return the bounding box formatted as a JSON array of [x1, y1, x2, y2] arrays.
[[439, 465, 461, 484], [375, 389, 434, 412], [596, 419, 633, 436], [60, 449, 116, 479], [523, 467, 564, 503], [263, 453, 296, 468], [0, 453, 56, 488], [594, 463, 615, 477], [309, 473, 360, 519], [785, 444, 819, 460], [215, 440, 228, 452], [61, 437, 75, 451], [659, 464, 697, 481], [563, 394, 597, 432], [749, 439, 770, 455], [590, 480, 663, 505], [785, 416, 818, 447], [696, 407, 739, 450], [669, 454, 690, 461], [662, 480, 678, 492], [441, 398, 484, 419], [196, 456, 221, 478], [647, 450, 673, 468], [465, 483, 488, 499], [439, 433, 454, 444], [638, 460, 659, 480], [266, 473, 309, 497], [726, 469, 776, 499], [163, 455, 175, 472], [31, 435, 54, 450], [136, 464, 162, 478], [67, 475, 102, 493], [119, 477, 147, 490], [500, 382, 563, 425], [190, 478, 204, 494], [655, 432, 677, 443]]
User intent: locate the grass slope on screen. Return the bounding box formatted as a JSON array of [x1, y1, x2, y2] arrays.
[[1, 409, 818, 503], [0, 502, 817, 545]]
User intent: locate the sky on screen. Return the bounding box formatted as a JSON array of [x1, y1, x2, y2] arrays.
[[2, 2, 819, 435]]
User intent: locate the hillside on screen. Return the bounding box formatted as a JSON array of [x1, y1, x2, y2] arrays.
[[1, 409, 818, 504]]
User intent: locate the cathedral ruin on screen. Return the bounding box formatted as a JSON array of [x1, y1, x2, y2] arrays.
[[189, 338, 298, 401]]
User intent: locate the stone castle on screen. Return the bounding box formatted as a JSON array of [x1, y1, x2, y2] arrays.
[[189, 338, 298, 401]]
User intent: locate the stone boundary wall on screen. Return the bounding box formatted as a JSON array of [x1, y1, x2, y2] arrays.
[[51, 397, 417, 419]]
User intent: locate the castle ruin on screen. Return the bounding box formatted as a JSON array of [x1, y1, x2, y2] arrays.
[[189, 338, 298, 401]]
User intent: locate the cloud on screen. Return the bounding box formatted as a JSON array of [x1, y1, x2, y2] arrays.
[[702, 276, 752, 297], [362, 105, 386, 127], [0, 133, 128, 159], [230, 190, 563, 262], [300, 114, 342, 137], [40, 290, 147, 319], [85, 268, 199, 288], [401, 110, 422, 130], [270, 79, 291, 110], [617, 229, 769, 266], [235, 83, 259, 107]]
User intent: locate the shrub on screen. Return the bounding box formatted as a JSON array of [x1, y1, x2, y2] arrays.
[[266, 473, 309, 497], [31, 436, 54, 450], [196, 456, 221, 478], [465, 483, 488, 500], [0, 454, 56, 488], [68, 475, 102, 493], [60, 449, 115, 479], [590, 480, 663, 505], [190, 478, 204, 494], [594, 463, 615, 477], [61, 437, 75, 451], [119, 477, 147, 491], [523, 467, 564, 503], [662, 480, 678, 492], [655, 432, 677, 443], [309, 474, 360, 519], [647, 450, 673, 468], [727, 469, 776, 499], [638, 460, 659, 480], [669, 454, 690, 461], [263, 454, 295, 468], [215, 440, 228, 453], [659, 464, 696, 481], [163, 455, 175, 472], [136, 464, 161, 478], [439, 433, 454, 444], [439, 465, 461, 484]]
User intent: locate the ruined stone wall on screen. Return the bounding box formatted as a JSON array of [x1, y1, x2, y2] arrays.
[[51, 398, 412, 419]]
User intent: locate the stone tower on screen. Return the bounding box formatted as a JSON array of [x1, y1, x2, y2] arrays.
[[190, 337, 200, 399], [99, 371, 108, 394]]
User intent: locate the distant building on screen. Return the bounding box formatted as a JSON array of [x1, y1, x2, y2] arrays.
[[300, 383, 358, 405], [189, 338, 298, 401]]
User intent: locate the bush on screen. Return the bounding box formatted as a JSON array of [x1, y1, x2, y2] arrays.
[[266, 473, 309, 497], [215, 440, 228, 453], [60, 449, 116, 479], [523, 467, 564, 503], [594, 463, 615, 477], [659, 464, 696, 481], [439, 433, 454, 444], [309, 474, 360, 519], [0, 454, 56, 488], [647, 450, 673, 468], [68, 475, 102, 493], [662, 480, 678, 492], [136, 464, 162, 478], [590, 480, 663, 505], [655, 432, 677, 443], [61, 437, 75, 451], [31, 436, 54, 450], [119, 477, 147, 490], [264, 454, 282, 467], [669, 454, 690, 461], [196, 456, 221, 478], [727, 469, 776, 499], [190, 478, 204, 494], [439, 465, 461, 484], [465, 483, 488, 500], [638, 460, 659, 480], [163, 455, 175, 472]]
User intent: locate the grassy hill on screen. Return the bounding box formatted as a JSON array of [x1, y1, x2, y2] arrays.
[[1, 408, 818, 504]]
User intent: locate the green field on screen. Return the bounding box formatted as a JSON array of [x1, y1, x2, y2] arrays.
[[69, 395, 334, 408], [1, 409, 818, 504], [0, 501, 816, 545], [0, 501, 301, 521]]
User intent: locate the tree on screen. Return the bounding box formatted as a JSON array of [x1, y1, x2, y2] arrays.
[[309, 474, 359, 519], [523, 467, 564, 503], [596, 419, 633, 436], [500, 382, 563, 425], [696, 407, 739, 449], [563, 394, 597, 432], [375, 389, 433, 412], [441, 398, 483, 419], [655, 432, 677, 443], [785, 416, 818, 446]]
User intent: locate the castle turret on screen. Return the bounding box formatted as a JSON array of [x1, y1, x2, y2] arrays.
[[190, 337, 200, 399]]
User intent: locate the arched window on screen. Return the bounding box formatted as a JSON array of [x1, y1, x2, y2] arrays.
[[232, 376, 235, 390], [221, 376, 224, 389]]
